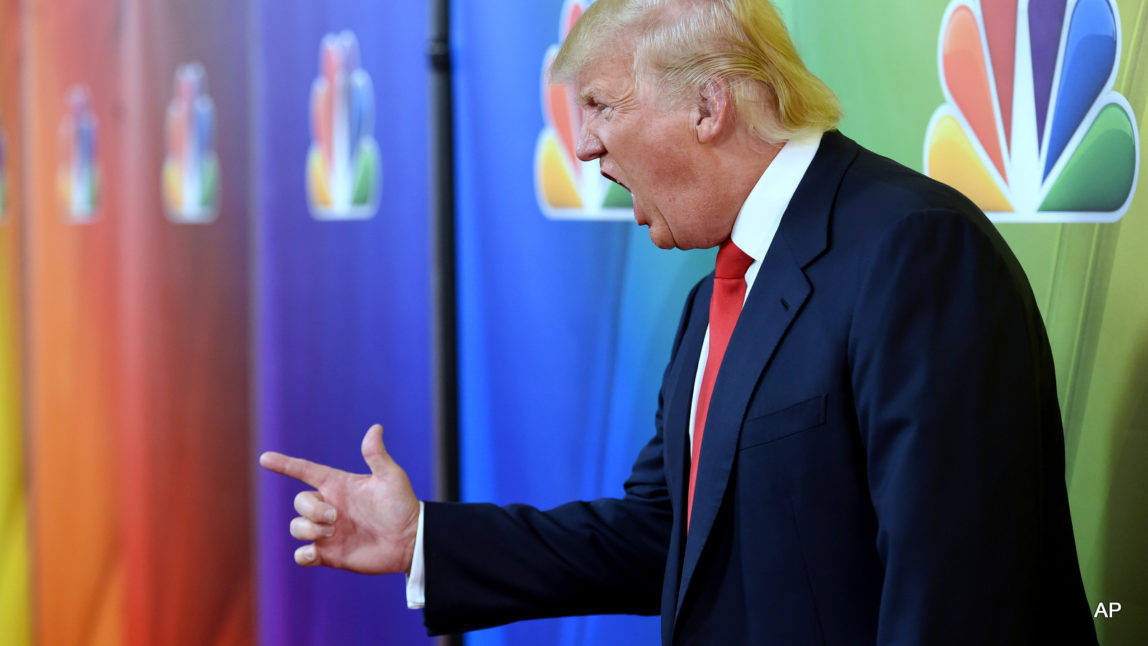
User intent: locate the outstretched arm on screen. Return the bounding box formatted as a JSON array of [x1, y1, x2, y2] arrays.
[[419, 280, 705, 635], [420, 432, 673, 634]]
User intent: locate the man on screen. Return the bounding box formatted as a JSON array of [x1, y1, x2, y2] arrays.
[[261, 0, 1098, 643]]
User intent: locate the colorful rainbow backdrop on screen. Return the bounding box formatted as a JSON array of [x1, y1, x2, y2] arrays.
[[3, 1, 1148, 646]]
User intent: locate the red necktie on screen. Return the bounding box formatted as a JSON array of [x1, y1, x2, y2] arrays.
[[688, 239, 753, 529]]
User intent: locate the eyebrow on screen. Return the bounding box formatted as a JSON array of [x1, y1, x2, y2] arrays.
[[575, 86, 600, 107]]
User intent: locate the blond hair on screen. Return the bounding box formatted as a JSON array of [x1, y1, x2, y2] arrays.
[[551, 0, 841, 143]]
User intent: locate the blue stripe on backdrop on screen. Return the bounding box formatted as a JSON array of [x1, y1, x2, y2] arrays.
[[452, 2, 714, 645], [254, 2, 434, 645]]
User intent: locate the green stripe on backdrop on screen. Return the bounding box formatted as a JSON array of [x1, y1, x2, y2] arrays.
[[1071, 3, 1148, 643]]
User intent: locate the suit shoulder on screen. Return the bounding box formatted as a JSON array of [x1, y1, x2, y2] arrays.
[[839, 144, 982, 221], [813, 138, 1033, 308], [826, 141, 1011, 252]]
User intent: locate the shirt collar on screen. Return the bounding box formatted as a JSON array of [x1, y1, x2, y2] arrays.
[[729, 131, 822, 266]]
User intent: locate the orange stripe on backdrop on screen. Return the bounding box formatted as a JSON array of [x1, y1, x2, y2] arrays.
[[0, 1, 31, 642], [24, 0, 125, 644], [117, 0, 254, 643]]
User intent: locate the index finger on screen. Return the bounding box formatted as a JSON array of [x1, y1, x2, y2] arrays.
[[259, 451, 336, 488]]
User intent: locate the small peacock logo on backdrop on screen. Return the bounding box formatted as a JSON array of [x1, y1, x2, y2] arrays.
[[925, 0, 1140, 222], [534, 0, 633, 221], [163, 62, 220, 224], [57, 85, 99, 223], [306, 31, 381, 221]]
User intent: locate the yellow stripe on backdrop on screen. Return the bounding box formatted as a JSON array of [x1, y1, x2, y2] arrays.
[[0, 0, 30, 641], [0, 200, 30, 646], [0, 278, 30, 646]]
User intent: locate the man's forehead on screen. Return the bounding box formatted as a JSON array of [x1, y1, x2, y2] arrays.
[[572, 50, 636, 102]]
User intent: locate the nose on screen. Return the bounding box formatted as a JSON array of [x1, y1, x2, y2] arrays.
[[575, 122, 604, 162]]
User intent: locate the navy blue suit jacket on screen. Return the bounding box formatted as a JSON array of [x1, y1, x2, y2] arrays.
[[422, 132, 1097, 645]]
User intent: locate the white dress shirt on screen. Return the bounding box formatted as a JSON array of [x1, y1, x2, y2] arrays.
[[407, 132, 823, 609], [688, 133, 821, 449]]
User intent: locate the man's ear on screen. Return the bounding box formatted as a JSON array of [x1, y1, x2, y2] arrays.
[[693, 78, 731, 144]]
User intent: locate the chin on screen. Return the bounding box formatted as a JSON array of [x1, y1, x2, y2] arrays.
[[645, 228, 676, 250]]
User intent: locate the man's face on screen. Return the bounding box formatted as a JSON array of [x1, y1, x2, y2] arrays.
[[573, 48, 719, 250]]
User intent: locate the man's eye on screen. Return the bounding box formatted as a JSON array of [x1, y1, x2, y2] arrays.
[[581, 99, 610, 119]]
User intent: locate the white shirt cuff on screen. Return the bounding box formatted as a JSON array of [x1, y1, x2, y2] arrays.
[[405, 501, 426, 609]]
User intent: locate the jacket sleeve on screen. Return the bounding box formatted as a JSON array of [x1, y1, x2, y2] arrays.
[[848, 207, 1094, 645], [421, 280, 705, 636]]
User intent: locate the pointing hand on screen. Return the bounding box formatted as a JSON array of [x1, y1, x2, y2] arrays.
[[259, 424, 420, 575]]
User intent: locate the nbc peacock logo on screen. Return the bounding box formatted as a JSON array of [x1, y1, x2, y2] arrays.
[[306, 31, 381, 220], [57, 85, 99, 223], [163, 63, 220, 224], [534, 0, 633, 220], [925, 0, 1139, 222]]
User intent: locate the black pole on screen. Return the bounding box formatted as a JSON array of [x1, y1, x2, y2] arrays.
[[428, 1, 462, 643]]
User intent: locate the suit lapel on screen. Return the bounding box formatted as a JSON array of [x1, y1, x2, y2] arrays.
[[660, 278, 711, 644], [663, 279, 711, 515], [671, 131, 860, 623], [674, 247, 812, 617]]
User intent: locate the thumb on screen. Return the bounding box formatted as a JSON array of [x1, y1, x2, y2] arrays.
[[360, 424, 391, 475]]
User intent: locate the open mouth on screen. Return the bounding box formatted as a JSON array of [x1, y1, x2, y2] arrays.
[[600, 170, 628, 192]]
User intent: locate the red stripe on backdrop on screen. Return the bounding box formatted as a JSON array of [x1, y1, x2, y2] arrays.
[[24, 1, 125, 644], [116, 0, 254, 643]]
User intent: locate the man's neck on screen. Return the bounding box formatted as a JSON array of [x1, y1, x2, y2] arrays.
[[705, 134, 785, 241]]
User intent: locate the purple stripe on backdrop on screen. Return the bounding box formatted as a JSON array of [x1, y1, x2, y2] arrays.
[[1030, 0, 1067, 150], [254, 2, 434, 645]]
